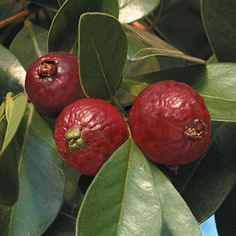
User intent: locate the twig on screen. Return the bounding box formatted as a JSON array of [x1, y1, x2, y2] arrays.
[[0, 8, 33, 29]]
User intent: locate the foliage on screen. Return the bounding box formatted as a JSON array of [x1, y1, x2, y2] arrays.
[[0, 0, 235, 235]]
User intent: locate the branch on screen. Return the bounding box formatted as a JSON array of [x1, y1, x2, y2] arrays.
[[0, 8, 33, 29]]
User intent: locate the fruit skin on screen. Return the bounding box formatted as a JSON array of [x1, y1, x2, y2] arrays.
[[54, 98, 128, 176], [25, 52, 85, 117], [128, 80, 211, 166]]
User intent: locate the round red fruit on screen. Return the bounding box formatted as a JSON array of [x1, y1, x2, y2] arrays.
[[128, 80, 211, 166], [54, 98, 128, 176], [25, 52, 86, 117]]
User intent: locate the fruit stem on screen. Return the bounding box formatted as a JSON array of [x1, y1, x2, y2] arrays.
[[65, 128, 85, 152], [0, 5, 38, 29]]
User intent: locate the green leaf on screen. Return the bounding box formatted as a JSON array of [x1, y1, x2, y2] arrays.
[[0, 93, 27, 206], [201, 0, 236, 61], [119, 0, 160, 23], [0, 103, 65, 235], [0, 44, 25, 103], [9, 20, 48, 70], [215, 184, 236, 236], [30, 0, 59, 12], [76, 139, 201, 236], [207, 54, 218, 64], [124, 57, 160, 77], [124, 24, 205, 64], [123, 63, 236, 122], [48, 0, 119, 54], [5, 92, 14, 122], [79, 13, 127, 100]]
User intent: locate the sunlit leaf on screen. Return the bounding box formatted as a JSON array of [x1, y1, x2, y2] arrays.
[[0, 44, 25, 103], [76, 139, 201, 236], [119, 0, 160, 23]]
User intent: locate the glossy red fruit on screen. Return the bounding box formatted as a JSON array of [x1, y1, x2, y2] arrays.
[[54, 98, 128, 176], [25, 52, 86, 117], [128, 80, 211, 166]]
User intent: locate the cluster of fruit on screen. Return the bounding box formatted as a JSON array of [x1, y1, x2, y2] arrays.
[[25, 52, 211, 176]]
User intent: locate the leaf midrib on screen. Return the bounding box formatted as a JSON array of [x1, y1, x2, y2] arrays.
[[115, 139, 132, 235], [201, 94, 236, 103], [131, 48, 205, 64]]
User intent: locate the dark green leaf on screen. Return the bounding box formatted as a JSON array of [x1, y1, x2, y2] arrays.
[[0, 0, 17, 21], [30, 0, 59, 12], [44, 213, 76, 236], [63, 164, 84, 215], [10, 20, 48, 70], [124, 24, 205, 64], [118, 57, 160, 106], [119, 0, 160, 23], [79, 13, 127, 100], [201, 0, 236, 61], [0, 93, 27, 206], [123, 63, 236, 122], [0, 103, 65, 235], [215, 184, 236, 236], [48, 0, 119, 53], [213, 123, 236, 170], [172, 122, 236, 223], [0, 128, 19, 207], [0, 44, 25, 103], [57, 0, 66, 6], [178, 140, 234, 222], [152, 0, 210, 59], [115, 87, 135, 107], [76, 139, 201, 236]]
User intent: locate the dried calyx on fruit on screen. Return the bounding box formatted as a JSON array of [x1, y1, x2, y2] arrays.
[[128, 80, 211, 166], [25, 52, 86, 118], [54, 98, 128, 176]]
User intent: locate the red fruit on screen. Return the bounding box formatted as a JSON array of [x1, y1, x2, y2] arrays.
[[128, 80, 211, 166], [25, 52, 86, 117], [54, 98, 128, 176]]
